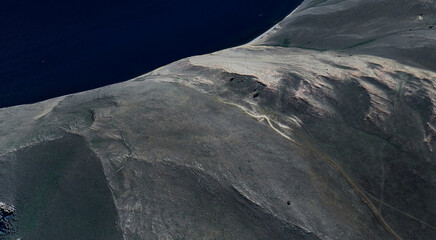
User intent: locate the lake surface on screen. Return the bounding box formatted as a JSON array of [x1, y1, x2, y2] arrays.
[[0, 0, 302, 108]]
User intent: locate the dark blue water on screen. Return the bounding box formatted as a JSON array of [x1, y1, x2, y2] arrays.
[[0, 0, 302, 108]]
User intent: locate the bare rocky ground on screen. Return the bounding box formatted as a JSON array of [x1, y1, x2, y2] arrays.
[[0, 0, 435, 239]]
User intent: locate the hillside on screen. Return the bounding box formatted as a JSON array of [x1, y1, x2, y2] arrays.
[[1, 0, 435, 239]]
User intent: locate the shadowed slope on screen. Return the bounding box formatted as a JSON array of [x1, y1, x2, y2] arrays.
[[0, 134, 122, 240], [256, 0, 436, 72]]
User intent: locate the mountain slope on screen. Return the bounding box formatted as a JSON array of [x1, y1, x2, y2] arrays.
[[1, 0, 435, 239]]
